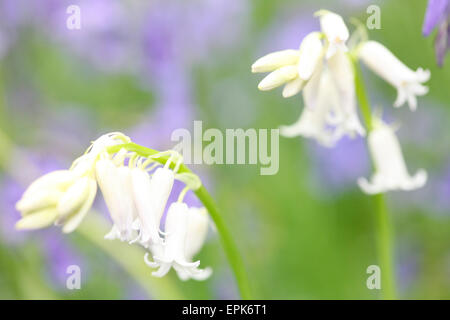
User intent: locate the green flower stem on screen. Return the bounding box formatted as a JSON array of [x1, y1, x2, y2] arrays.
[[351, 56, 397, 300], [108, 143, 253, 299]]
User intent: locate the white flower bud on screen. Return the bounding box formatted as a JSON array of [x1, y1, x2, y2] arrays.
[[15, 170, 96, 232], [15, 208, 59, 230], [251, 49, 299, 73], [257, 65, 298, 91], [282, 77, 306, 98], [60, 178, 97, 233]]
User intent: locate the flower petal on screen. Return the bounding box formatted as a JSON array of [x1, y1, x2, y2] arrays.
[[258, 65, 298, 91], [422, 0, 449, 36], [297, 32, 324, 80], [15, 208, 59, 230], [251, 49, 299, 73], [62, 179, 97, 233], [282, 77, 305, 98]]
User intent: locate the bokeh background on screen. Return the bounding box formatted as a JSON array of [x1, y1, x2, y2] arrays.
[[0, 0, 449, 299]]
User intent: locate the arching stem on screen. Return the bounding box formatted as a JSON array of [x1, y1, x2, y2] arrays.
[[108, 143, 252, 299]]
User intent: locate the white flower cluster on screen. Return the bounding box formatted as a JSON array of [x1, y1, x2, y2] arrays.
[[252, 10, 429, 194], [15, 133, 212, 281], [252, 11, 366, 147]]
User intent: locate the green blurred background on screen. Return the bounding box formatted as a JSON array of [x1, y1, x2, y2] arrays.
[[0, 0, 449, 299]]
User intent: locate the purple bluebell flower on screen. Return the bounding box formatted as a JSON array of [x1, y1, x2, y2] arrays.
[[423, 0, 450, 66]]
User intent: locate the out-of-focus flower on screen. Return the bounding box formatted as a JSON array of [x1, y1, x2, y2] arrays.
[[358, 41, 430, 111], [279, 67, 341, 146], [143, 0, 248, 73], [310, 136, 370, 192], [252, 11, 365, 146], [252, 32, 323, 97], [145, 202, 211, 281], [316, 10, 349, 58], [0, 178, 28, 244], [422, 0, 450, 66], [327, 48, 366, 137], [358, 118, 427, 194], [48, 0, 134, 72], [435, 165, 450, 210], [43, 232, 85, 288], [15, 170, 96, 232]]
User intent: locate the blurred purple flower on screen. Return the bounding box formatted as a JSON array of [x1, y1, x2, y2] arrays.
[[257, 9, 317, 54], [0, 147, 84, 289], [130, 72, 194, 150], [423, 0, 450, 66], [310, 136, 370, 193], [0, 178, 27, 245], [1, 175, 85, 290], [124, 283, 149, 300], [46, 0, 133, 72], [423, 0, 449, 35], [142, 0, 248, 74], [42, 231, 85, 288], [434, 164, 450, 210], [396, 241, 421, 295]]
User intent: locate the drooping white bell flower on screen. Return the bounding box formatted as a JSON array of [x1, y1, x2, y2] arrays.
[[176, 207, 212, 281], [132, 167, 174, 247], [327, 49, 366, 137], [95, 158, 138, 242], [316, 10, 349, 58], [144, 202, 211, 280], [252, 32, 324, 97], [358, 41, 430, 111], [15, 132, 131, 233], [357, 118, 427, 194], [257, 65, 298, 92]]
